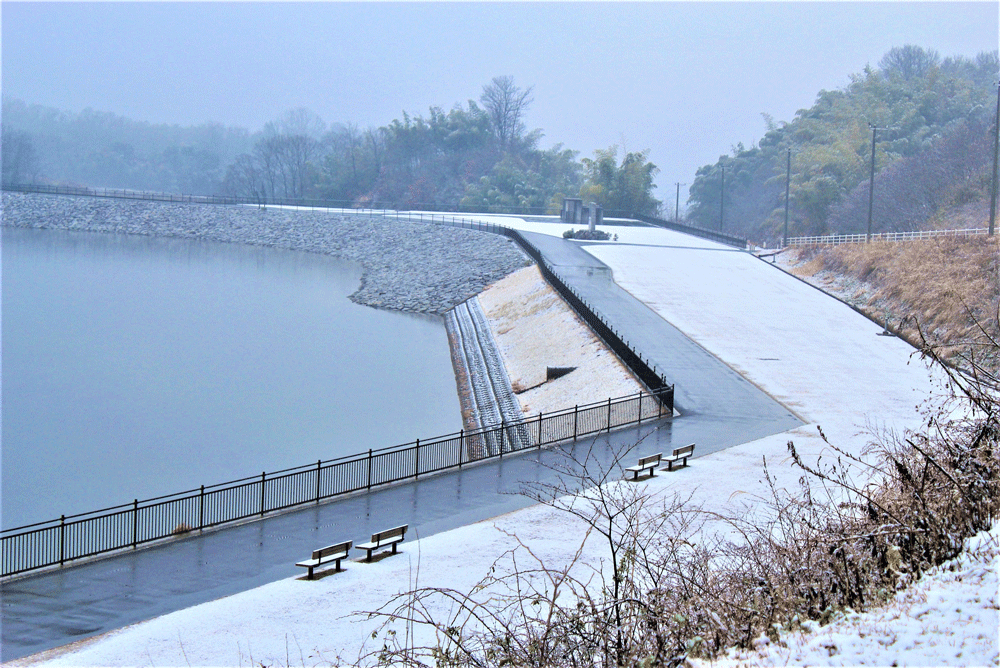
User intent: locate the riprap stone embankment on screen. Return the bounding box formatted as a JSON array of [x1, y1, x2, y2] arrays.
[[1, 193, 530, 315]]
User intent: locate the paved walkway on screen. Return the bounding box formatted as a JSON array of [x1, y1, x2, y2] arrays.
[[521, 231, 802, 438], [2, 234, 802, 662]]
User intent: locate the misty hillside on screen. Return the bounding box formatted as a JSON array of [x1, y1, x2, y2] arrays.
[[687, 46, 999, 244], [1, 77, 660, 216], [1, 98, 253, 195], [4, 46, 996, 227]]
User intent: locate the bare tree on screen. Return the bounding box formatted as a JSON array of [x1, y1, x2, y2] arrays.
[[2, 129, 40, 185], [339, 123, 362, 192], [480, 76, 534, 154], [249, 131, 319, 201], [223, 153, 266, 205], [879, 45, 941, 81], [367, 127, 385, 182], [273, 107, 327, 140], [279, 133, 319, 198], [355, 317, 1000, 667]]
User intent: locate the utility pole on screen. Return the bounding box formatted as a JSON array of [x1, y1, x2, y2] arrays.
[[675, 182, 686, 223], [783, 147, 791, 247], [719, 164, 725, 231], [990, 81, 999, 236], [866, 124, 879, 243]]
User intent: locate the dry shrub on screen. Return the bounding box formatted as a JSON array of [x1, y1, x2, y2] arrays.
[[359, 335, 1000, 667]]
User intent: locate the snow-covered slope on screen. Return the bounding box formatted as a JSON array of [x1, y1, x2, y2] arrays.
[[15, 218, 996, 667]]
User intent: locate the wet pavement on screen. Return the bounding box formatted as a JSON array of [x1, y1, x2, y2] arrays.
[[2, 234, 803, 662], [521, 231, 802, 430]]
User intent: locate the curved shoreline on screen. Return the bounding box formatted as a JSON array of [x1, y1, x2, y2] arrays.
[[1, 192, 530, 315]]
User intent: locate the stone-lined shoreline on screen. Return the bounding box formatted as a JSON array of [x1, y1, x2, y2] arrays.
[[1, 193, 530, 315]]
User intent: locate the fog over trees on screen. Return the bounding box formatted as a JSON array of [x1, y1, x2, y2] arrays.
[[0, 98, 253, 193], [2, 76, 662, 216], [686, 46, 999, 243], [5, 45, 996, 228]]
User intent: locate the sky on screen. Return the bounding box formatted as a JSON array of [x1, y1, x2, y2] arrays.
[[2, 1, 997, 203]]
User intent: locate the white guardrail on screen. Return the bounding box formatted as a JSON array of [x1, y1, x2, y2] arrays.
[[786, 227, 991, 247]]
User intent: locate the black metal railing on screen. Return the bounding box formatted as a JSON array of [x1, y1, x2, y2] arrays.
[[2, 389, 671, 578], [3, 183, 248, 206], [2, 182, 653, 220], [409, 213, 678, 396], [632, 213, 748, 249], [502, 228, 674, 395]]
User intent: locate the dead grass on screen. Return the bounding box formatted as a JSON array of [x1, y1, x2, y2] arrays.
[[786, 236, 1000, 366], [362, 362, 1000, 667]]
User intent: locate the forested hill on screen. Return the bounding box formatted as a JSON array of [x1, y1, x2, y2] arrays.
[[686, 46, 999, 245], [6, 48, 996, 229], [1, 77, 661, 216], [0, 99, 254, 197]]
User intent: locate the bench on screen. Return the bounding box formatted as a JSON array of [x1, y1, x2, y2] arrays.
[[661, 443, 696, 471], [624, 453, 662, 480], [357, 524, 408, 562], [295, 540, 352, 579]]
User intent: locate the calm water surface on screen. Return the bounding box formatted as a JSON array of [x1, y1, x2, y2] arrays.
[[2, 227, 462, 529]]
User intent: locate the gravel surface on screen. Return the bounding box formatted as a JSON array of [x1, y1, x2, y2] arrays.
[[1, 193, 531, 314]]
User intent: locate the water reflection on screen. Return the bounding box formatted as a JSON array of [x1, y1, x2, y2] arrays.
[[2, 228, 461, 529]]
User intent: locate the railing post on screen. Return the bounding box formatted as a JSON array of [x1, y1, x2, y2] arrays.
[[607, 397, 612, 432], [500, 419, 505, 458], [638, 392, 643, 425], [538, 412, 543, 447], [459, 430, 464, 468], [260, 472, 266, 517], [316, 460, 322, 503], [573, 405, 579, 441], [199, 485, 205, 530], [415, 439, 420, 479], [367, 449, 373, 490], [132, 499, 138, 549], [59, 515, 66, 566]]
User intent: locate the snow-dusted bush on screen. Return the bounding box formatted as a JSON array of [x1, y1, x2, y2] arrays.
[[359, 331, 999, 667], [562, 228, 614, 241]]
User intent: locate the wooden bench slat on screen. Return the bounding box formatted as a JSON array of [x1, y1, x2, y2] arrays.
[[662, 443, 696, 471], [624, 453, 662, 480], [296, 540, 352, 579], [357, 524, 408, 561]]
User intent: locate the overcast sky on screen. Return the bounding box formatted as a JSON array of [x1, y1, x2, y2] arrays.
[[2, 2, 997, 202]]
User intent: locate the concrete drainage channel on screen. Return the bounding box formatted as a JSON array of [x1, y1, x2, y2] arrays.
[[445, 298, 531, 455]]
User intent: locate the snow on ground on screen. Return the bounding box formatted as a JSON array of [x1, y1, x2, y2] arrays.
[[584, 236, 932, 428], [407, 211, 726, 249], [696, 523, 1000, 668], [16, 217, 998, 667], [477, 265, 645, 416]]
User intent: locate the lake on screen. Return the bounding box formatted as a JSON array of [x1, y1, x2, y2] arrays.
[[2, 227, 463, 529]]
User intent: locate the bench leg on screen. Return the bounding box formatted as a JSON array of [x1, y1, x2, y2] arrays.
[[307, 566, 314, 580], [335, 558, 343, 571], [365, 549, 374, 562], [392, 543, 398, 554]]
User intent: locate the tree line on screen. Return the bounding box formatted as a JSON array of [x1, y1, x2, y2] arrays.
[[686, 46, 999, 244], [1, 98, 253, 195], [2, 77, 662, 216]]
